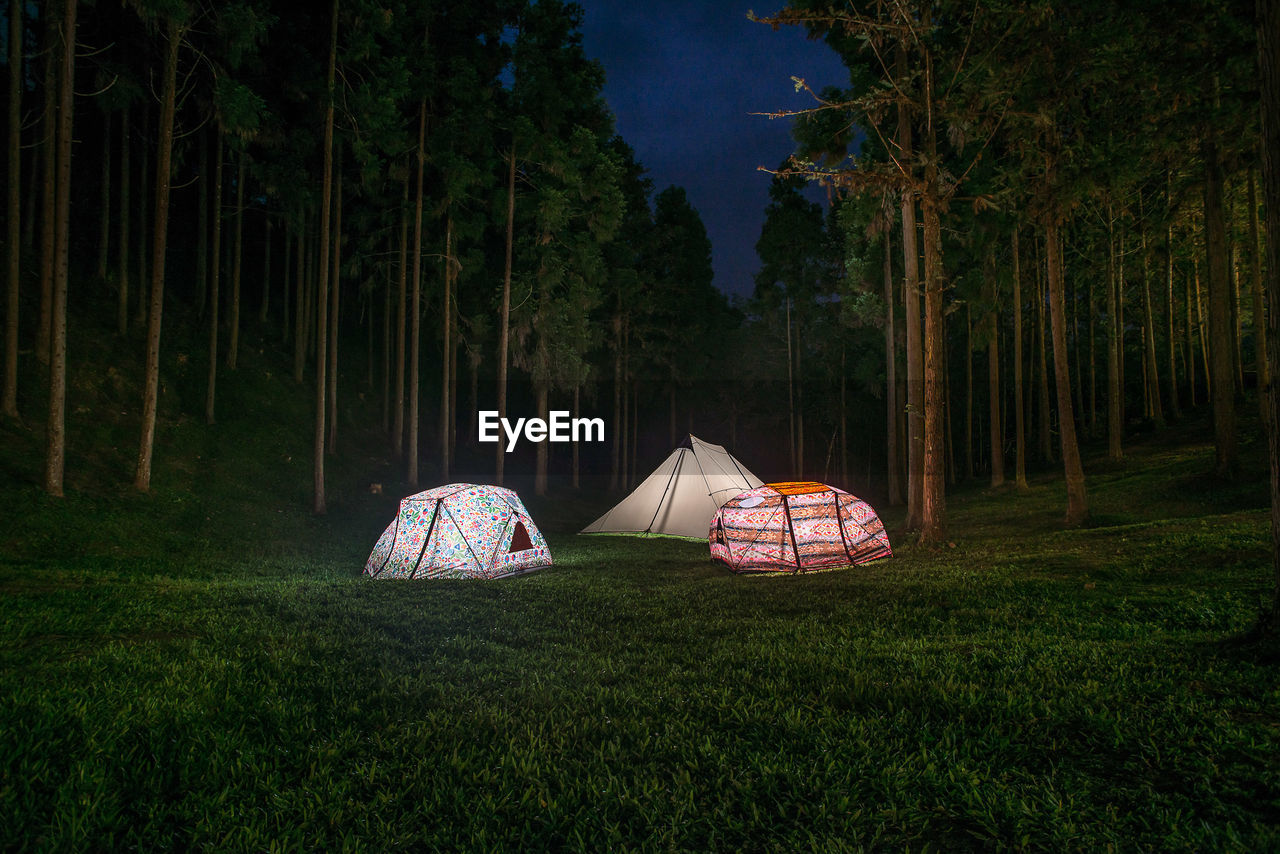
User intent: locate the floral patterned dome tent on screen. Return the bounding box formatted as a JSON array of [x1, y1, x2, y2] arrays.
[[365, 484, 552, 580], [709, 481, 891, 573]]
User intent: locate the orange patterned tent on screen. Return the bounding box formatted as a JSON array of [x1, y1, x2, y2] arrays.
[[709, 482, 891, 573]]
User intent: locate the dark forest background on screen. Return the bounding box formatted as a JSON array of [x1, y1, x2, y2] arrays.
[[2, 0, 1278, 561]]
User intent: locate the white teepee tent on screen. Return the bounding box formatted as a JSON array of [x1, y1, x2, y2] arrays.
[[581, 435, 763, 539]]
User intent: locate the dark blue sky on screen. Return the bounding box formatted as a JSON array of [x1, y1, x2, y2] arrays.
[[577, 2, 850, 300]]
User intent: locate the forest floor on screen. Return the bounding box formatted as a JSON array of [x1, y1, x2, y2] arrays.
[[2, 318, 1279, 849]]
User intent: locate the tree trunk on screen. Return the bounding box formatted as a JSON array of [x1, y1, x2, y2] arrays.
[[394, 172, 407, 455], [610, 311, 622, 491], [944, 314, 956, 487], [1107, 207, 1123, 461], [1023, 330, 1033, 466], [117, 104, 130, 336], [314, 0, 337, 514], [449, 300, 457, 460], [37, 2, 56, 365], [1141, 321, 1150, 417], [1117, 226, 1125, 414], [1036, 235, 1053, 463], [1196, 255, 1211, 401], [282, 227, 291, 342], [260, 216, 272, 323], [1045, 216, 1088, 524], [3, 0, 21, 418], [535, 381, 549, 496], [468, 350, 479, 447], [21, 114, 34, 253], [366, 280, 373, 390], [133, 13, 178, 494], [988, 283, 1004, 488], [136, 105, 148, 328], [900, 144, 924, 529], [1204, 137, 1237, 477], [621, 318, 630, 487], [630, 379, 638, 487], [227, 147, 245, 370], [1141, 215, 1164, 427], [1187, 234, 1197, 407], [786, 296, 795, 472], [1012, 226, 1027, 490], [196, 126, 207, 318], [884, 228, 901, 504], [327, 152, 342, 454], [305, 218, 315, 363], [1233, 230, 1245, 395], [496, 144, 515, 486], [1068, 230, 1085, 425], [841, 343, 848, 486], [1253, 0, 1280, 631], [1166, 176, 1182, 421], [382, 259, 391, 432], [97, 112, 110, 282], [669, 380, 677, 449], [573, 385, 580, 489], [1089, 247, 1098, 434], [920, 193, 946, 544], [964, 306, 974, 481], [205, 129, 223, 425], [43, 0, 76, 495], [795, 312, 804, 478], [408, 100, 425, 487], [918, 36, 945, 545], [1250, 168, 1269, 425], [293, 211, 306, 383], [441, 214, 452, 480], [899, 343, 908, 491]]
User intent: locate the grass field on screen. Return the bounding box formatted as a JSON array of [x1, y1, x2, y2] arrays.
[[2, 381, 1279, 849]]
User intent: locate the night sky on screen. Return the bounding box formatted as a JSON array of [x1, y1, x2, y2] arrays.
[[577, 2, 850, 300]]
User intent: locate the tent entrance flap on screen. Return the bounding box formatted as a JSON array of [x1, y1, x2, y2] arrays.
[[509, 520, 533, 552]]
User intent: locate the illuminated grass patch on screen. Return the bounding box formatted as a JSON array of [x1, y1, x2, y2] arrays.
[[1, 435, 1278, 850]]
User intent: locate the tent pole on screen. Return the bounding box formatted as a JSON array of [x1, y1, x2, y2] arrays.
[[409, 498, 441, 580], [371, 507, 404, 577], [780, 493, 802, 573], [831, 490, 856, 566], [644, 448, 685, 533]]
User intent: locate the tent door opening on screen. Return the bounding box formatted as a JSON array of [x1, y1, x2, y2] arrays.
[[508, 520, 534, 552]]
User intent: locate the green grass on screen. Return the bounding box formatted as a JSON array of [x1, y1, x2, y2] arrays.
[[2, 324, 1279, 849]]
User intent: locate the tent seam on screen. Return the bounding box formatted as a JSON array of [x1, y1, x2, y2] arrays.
[[372, 512, 401, 577], [737, 499, 782, 569], [410, 498, 442, 579], [644, 447, 685, 533], [687, 439, 718, 505], [444, 504, 485, 573], [832, 490, 856, 565], [781, 493, 802, 573], [489, 512, 516, 576]]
